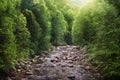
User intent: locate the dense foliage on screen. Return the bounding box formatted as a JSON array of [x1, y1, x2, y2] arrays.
[[0, 0, 69, 77], [72, 0, 120, 79], [0, 0, 120, 79]]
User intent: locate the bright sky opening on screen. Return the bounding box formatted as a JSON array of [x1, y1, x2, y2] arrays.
[[68, 0, 94, 8]]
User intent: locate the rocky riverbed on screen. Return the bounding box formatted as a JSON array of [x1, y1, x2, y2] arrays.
[[9, 45, 100, 80]]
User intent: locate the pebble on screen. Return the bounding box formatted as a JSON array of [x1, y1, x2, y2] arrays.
[[10, 46, 100, 80]]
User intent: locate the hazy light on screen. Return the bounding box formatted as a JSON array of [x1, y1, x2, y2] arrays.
[[68, 0, 94, 8], [80, 0, 93, 6]]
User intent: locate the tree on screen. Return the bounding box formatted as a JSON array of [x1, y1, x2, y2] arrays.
[[62, 7, 74, 45], [0, 0, 17, 75], [14, 12, 31, 61], [31, 1, 51, 51], [23, 9, 41, 54], [21, 0, 51, 52], [72, 7, 96, 45], [51, 10, 67, 46]]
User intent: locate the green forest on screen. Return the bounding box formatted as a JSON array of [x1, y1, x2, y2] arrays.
[[0, 0, 120, 80]]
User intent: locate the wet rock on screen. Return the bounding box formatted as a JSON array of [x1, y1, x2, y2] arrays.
[[68, 64, 74, 68], [28, 75, 44, 80], [67, 57, 73, 60], [61, 62, 68, 67], [26, 70, 33, 75], [63, 56, 67, 60], [51, 59, 55, 62], [75, 46, 80, 50], [50, 57, 60, 62], [67, 75, 75, 80], [65, 60, 73, 64], [53, 56, 60, 62], [57, 47, 60, 50], [85, 66, 91, 70], [62, 51, 68, 54], [32, 56, 41, 64]]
